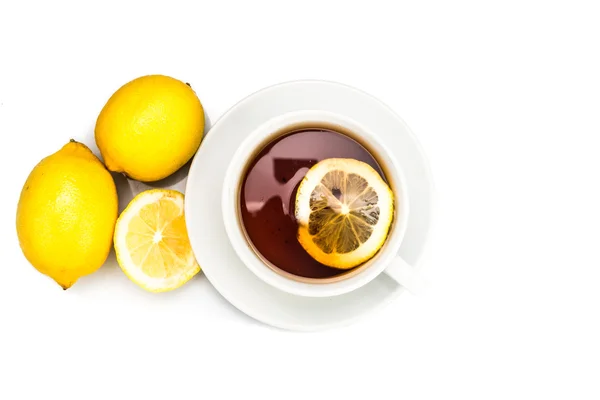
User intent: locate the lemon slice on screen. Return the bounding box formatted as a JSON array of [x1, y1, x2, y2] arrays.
[[294, 158, 394, 269], [114, 189, 200, 292]]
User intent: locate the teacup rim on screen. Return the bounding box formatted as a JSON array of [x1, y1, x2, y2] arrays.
[[221, 109, 410, 297]]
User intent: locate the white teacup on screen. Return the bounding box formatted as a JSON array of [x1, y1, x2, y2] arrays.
[[222, 110, 420, 297]]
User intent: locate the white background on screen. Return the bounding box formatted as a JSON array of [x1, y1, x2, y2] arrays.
[[1, 0, 599, 398]]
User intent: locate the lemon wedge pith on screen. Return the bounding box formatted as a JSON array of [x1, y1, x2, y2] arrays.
[[294, 158, 394, 269], [114, 189, 200, 292]]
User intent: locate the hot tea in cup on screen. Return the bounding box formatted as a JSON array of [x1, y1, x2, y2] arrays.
[[240, 126, 391, 281]]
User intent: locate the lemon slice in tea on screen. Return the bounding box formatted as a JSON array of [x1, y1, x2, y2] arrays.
[[114, 189, 200, 292], [294, 158, 394, 269]]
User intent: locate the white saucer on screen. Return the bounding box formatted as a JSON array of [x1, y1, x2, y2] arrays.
[[185, 80, 434, 331]]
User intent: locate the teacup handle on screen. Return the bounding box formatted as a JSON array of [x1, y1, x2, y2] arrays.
[[383, 256, 426, 295]]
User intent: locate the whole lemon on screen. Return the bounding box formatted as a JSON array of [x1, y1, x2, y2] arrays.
[[95, 75, 205, 182], [16, 140, 118, 289]]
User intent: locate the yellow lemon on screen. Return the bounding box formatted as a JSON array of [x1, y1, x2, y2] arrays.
[[294, 158, 394, 269], [113, 189, 200, 292], [95, 75, 205, 182], [16, 140, 118, 289]]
